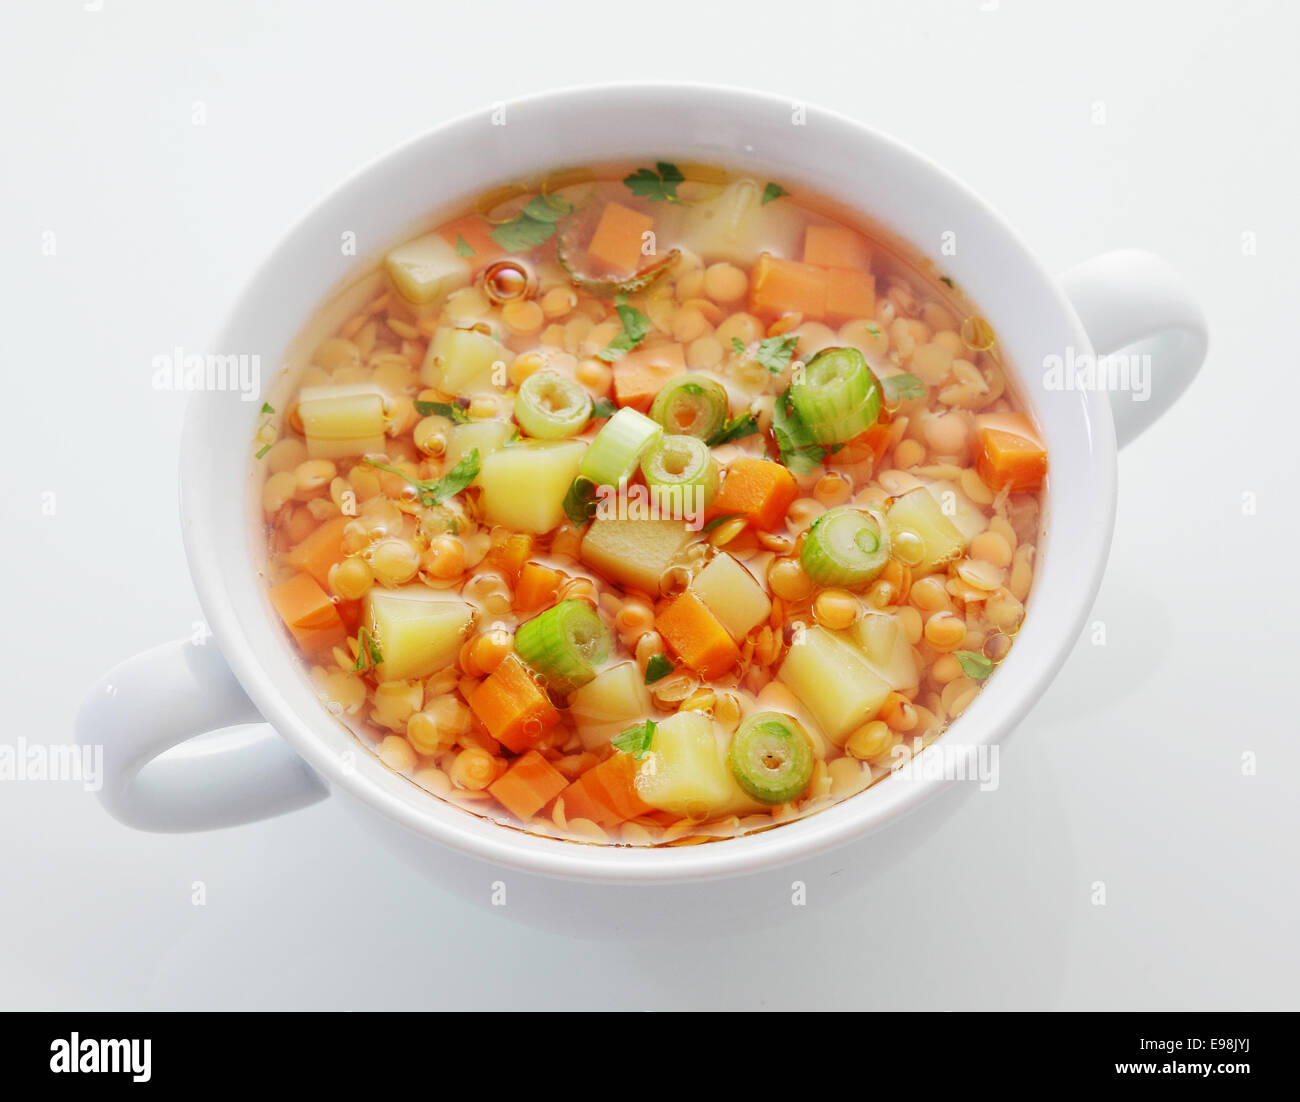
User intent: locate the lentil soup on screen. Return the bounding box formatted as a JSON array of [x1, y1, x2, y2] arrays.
[[254, 162, 1046, 847]]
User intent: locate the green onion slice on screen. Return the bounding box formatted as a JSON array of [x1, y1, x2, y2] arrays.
[[513, 599, 612, 694], [800, 506, 890, 589], [790, 346, 882, 444], [513, 370, 593, 440], [728, 711, 815, 804], [640, 434, 719, 515], [649, 373, 729, 440], [578, 406, 663, 487]]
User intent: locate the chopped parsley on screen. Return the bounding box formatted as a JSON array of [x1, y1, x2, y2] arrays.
[[881, 373, 927, 404], [643, 654, 674, 685], [772, 388, 829, 475], [352, 627, 383, 674], [595, 303, 651, 363], [623, 162, 684, 204], [761, 182, 789, 205], [708, 411, 760, 446], [612, 719, 657, 759], [954, 650, 994, 680], [414, 398, 470, 422], [757, 334, 799, 374], [454, 234, 475, 257], [489, 194, 575, 253], [362, 448, 480, 508]]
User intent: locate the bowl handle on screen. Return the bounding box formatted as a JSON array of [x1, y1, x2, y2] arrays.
[[76, 638, 328, 831], [1058, 249, 1208, 448]]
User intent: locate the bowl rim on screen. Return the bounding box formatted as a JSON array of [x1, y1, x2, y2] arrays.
[[182, 81, 1116, 884]]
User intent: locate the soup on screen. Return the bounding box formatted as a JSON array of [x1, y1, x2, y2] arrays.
[[254, 162, 1046, 847]]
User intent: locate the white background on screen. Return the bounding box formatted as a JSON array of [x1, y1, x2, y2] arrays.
[[2, 0, 1296, 1009]]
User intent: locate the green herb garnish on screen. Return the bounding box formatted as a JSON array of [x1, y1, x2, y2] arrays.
[[623, 162, 684, 204], [455, 235, 475, 257], [757, 334, 799, 374], [954, 650, 994, 680], [731, 337, 746, 355], [612, 719, 657, 759], [708, 412, 760, 446], [414, 398, 470, 422], [489, 194, 575, 253], [643, 654, 674, 685], [352, 627, 384, 674], [254, 443, 271, 459], [772, 388, 828, 475], [590, 397, 618, 420], [261, 402, 275, 415], [363, 448, 480, 508], [562, 476, 599, 528], [595, 303, 651, 363], [700, 512, 744, 534], [761, 182, 789, 205], [881, 373, 927, 404], [939, 275, 955, 288]]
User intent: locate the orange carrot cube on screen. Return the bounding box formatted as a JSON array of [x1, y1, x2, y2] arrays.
[[655, 590, 741, 680], [612, 341, 685, 411], [711, 457, 799, 531], [514, 561, 565, 613], [286, 515, 350, 588], [488, 750, 568, 821], [468, 654, 560, 754], [803, 225, 872, 270], [560, 753, 651, 827], [974, 412, 1047, 492], [586, 201, 654, 274], [268, 572, 345, 656], [824, 268, 876, 323], [750, 254, 827, 319]]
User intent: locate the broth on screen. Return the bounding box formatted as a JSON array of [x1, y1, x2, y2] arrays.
[[254, 161, 1045, 847]]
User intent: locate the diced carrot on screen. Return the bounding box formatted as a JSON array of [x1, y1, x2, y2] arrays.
[[486, 531, 534, 585], [976, 431, 1047, 493], [468, 654, 560, 754], [711, 457, 799, 531], [824, 268, 876, 323], [437, 214, 503, 266], [827, 421, 891, 472], [803, 225, 872, 270], [488, 750, 568, 821], [750, 254, 827, 319], [655, 590, 741, 679], [268, 572, 345, 656], [286, 515, 350, 588], [586, 201, 654, 274], [514, 561, 565, 613], [612, 342, 685, 411], [560, 752, 651, 827], [975, 412, 1047, 492]]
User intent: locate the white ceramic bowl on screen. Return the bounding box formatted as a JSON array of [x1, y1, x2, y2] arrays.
[[78, 84, 1205, 930]]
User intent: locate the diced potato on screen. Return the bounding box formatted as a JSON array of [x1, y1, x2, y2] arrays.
[[691, 553, 771, 641], [364, 587, 475, 682], [887, 487, 966, 575], [385, 233, 471, 307], [479, 440, 585, 534], [581, 518, 691, 594], [421, 326, 510, 395], [924, 480, 989, 543], [445, 420, 513, 482], [634, 711, 759, 817], [297, 384, 387, 460], [850, 612, 919, 692], [567, 662, 652, 750], [679, 178, 803, 266], [777, 625, 891, 744]]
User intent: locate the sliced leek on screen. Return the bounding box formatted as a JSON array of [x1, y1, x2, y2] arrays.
[[578, 406, 662, 487], [513, 599, 612, 694], [649, 373, 729, 440], [640, 435, 719, 515], [514, 370, 592, 439], [728, 711, 815, 804], [790, 346, 882, 444], [801, 506, 890, 589]]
